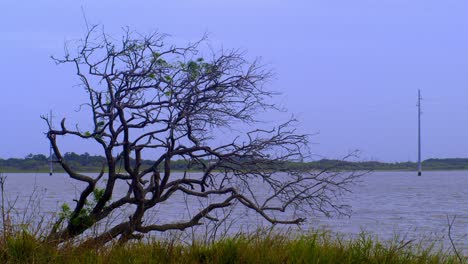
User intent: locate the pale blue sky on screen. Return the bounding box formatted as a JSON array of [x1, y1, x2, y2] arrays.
[[1, 0, 468, 161]]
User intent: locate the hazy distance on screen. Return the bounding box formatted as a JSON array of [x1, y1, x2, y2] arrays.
[[1, 0, 468, 162]]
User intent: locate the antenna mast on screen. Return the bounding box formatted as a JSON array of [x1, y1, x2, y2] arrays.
[[49, 110, 54, 176], [417, 90, 422, 176]]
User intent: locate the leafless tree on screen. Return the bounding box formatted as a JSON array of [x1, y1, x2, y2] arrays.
[[42, 26, 360, 246]]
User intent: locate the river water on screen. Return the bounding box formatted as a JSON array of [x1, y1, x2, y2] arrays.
[[310, 170, 468, 252], [1, 171, 468, 251]]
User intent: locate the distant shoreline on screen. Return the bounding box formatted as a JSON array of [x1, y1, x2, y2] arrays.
[[3, 168, 468, 174], [3, 154, 468, 173]]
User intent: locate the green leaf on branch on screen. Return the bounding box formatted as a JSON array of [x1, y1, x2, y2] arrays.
[[187, 61, 200, 80], [157, 59, 167, 65], [59, 203, 71, 220], [93, 188, 106, 202]]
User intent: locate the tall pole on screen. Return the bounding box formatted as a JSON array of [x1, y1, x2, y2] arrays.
[[49, 110, 54, 176], [417, 90, 422, 176]]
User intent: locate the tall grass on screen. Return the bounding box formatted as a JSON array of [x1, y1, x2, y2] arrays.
[[0, 230, 463, 264]]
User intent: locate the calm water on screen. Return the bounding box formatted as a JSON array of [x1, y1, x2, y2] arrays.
[[310, 170, 468, 251], [2, 171, 468, 250]]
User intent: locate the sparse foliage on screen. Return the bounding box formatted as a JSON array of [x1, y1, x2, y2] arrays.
[[42, 26, 360, 246]]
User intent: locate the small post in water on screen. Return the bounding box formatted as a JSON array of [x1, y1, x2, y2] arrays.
[[417, 90, 422, 176]]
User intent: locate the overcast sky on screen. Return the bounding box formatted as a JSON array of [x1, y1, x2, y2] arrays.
[[1, 0, 468, 161]]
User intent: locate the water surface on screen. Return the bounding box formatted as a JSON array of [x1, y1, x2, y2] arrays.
[[2, 171, 468, 250]]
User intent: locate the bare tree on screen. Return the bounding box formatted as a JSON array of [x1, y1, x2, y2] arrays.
[[42, 26, 360, 246]]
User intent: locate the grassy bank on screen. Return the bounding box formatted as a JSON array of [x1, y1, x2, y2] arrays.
[[0, 231, 462, 264]]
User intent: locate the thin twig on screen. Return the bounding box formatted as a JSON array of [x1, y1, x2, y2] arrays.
[[447, 215, 464, 263]]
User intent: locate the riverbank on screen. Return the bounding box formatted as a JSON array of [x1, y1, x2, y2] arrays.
[[2, 168, 468, 174], [0, 230, 462, 263], [4, 154, 468, 173]]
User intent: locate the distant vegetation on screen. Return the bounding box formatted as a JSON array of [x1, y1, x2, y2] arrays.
[[1, 153, 468, 172], [308, 158, 468, 171], [0, 152, 197, 172]]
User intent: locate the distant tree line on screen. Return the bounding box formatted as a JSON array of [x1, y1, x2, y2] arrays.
[[0, 152, 208, 172], [0, 153, 467, 172], [304, 158, 468, 171]]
